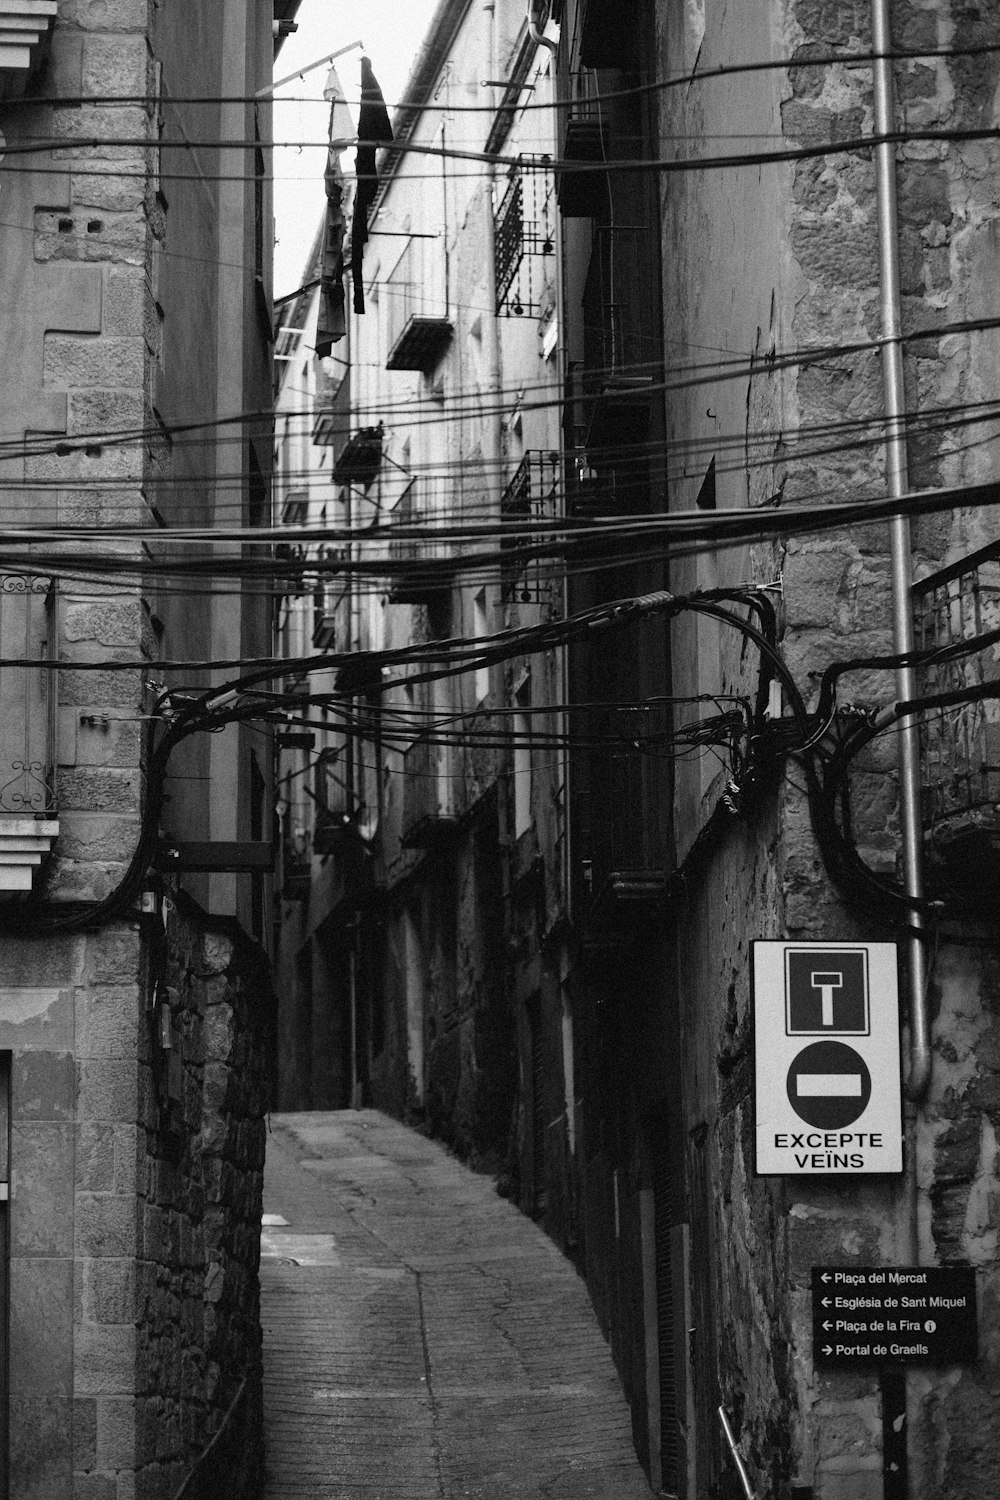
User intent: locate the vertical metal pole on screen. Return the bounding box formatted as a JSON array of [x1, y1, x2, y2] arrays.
[[871, 1, 931, 1260], [872, 8, 931, 1497]]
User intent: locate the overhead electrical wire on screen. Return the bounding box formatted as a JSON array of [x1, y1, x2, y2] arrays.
[[3, 43, 998, 939], [2, 469, 1000, 561], [5, 122, 1000, 186], [0, 583, 772, 932], [4, 40, 1000, 115], [8, 388, 1000, 518], [8, 314, 1000, 468]]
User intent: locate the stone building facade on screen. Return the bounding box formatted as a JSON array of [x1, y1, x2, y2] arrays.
[[272, 0, 567, 1185], [274, 1, 1000, 1497], [0, 3, 296, 1495]]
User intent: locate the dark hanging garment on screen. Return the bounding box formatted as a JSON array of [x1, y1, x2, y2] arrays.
[[351, 55, 393, 315], [316, 66, 354, 357]]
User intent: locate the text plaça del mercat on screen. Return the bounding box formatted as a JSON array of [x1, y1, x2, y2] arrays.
[[826, 1270, 967, 1353], [773, 1131, 884, 1168], [829, 1268, 968, 1309]]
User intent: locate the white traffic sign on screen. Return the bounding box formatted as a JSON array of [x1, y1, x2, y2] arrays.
[[753, 941, 902, 1175]]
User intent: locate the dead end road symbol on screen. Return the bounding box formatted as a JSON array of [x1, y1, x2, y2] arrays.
[[786, 948, 869, 1034]]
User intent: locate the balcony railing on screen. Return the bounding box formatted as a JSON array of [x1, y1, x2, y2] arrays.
[[401, 730, 459, 846], [500, 451, 560, 603], [494, 164, 556, 318], [387, 479, 453, 605], [332, 425, 383, 489], [385, 237, 452, 372], [912, 540, 1000, 843], [0, 573, 57, 815]]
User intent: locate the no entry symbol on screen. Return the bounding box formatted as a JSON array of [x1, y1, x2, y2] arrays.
[[786, 1040, 872, 1128]]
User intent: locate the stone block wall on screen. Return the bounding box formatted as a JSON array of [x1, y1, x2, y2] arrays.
[[135, 898, 271, 1500], [0, 1, 276, 1497], [1, 905, 271, 1500]]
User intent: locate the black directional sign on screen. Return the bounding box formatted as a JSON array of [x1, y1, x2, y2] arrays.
[[811, 1266, 978, 1366]]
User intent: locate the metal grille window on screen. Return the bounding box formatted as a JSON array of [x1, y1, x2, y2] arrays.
[[0, 574, 57, 814], [494, 173, 524, 312], [912, 541, 1000, 833], [387, 477, 452, 605], [493, 162, 555, 318]]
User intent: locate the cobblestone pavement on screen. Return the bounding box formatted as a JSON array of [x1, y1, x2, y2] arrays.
[[260, 1109, 654, 1500]]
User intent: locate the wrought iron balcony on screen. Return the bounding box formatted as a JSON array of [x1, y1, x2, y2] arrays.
[[494, 165, 556, 318], [912, 540, 1000, 887], [385, 237, 452, 373], [387, 479, 454, 606], [332, 425, 383, 489], [500, 451, 560, 603]]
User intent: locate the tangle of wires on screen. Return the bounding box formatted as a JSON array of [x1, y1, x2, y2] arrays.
[[0, 582, 777, 934], [10, 570, 1000, 939], [779, 631, 1000, 930]]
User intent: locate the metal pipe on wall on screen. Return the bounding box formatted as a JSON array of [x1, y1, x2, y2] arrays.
[[870, 0, 931, 1270]]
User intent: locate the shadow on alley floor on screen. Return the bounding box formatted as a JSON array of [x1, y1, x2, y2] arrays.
[[260, 1109, 654, 1500]]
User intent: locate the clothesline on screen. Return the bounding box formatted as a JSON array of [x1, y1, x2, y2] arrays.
[[256, 38, 365, 100]]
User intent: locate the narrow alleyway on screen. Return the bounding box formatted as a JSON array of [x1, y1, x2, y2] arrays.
[[260, 1110, 654, 1499]]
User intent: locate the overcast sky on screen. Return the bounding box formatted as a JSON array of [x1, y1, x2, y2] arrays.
[[272, 0, 438, 298]]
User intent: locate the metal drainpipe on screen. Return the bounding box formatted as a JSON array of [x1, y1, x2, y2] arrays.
[[527, 0, 558, 55], [870, 0, 931, 1263]]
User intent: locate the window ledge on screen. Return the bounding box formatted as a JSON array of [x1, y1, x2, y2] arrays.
[[0, 817, 59, 896]]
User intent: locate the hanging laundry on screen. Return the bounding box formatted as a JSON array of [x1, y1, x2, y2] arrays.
[[323, 63, 356, 150], [315, 66, 354, 356], [350, 55, 393, 316]]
